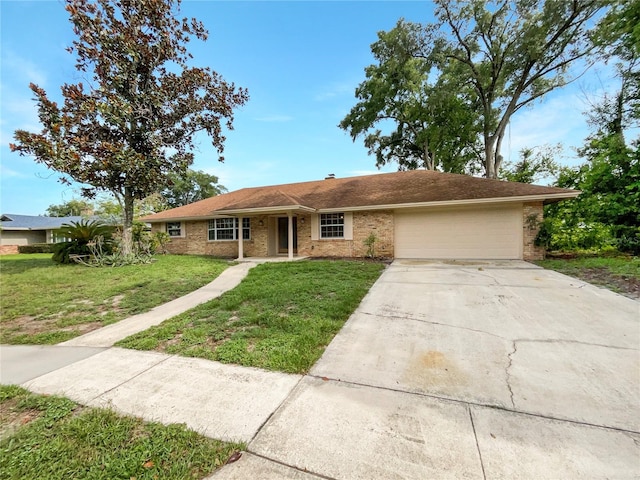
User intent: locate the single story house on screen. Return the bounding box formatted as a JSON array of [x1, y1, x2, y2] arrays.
[[142, 170, 579, 261], [0, 214, 89, 254]]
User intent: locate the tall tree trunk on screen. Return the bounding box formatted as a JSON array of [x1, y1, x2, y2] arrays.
[[484, 134, 496, 179], [612, 86, 625, 142], [485, 114, 512, 179], [494, 127, 507, 177], [121, 187, 134, 255], [424, 140, 435, 170]]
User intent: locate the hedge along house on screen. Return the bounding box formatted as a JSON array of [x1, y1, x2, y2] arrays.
[[141, 170, 579, 261]]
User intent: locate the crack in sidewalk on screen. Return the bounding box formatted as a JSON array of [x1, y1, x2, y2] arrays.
[[88, 350, 175, 404], [360, 310, 507, 340], [505, 341, 517, 409]]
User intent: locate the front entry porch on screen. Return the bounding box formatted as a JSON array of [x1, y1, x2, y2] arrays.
[[235, 211, 305, 261], [277, 217, 297, 254]]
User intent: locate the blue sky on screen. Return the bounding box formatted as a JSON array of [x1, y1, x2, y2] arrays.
[[0, 0, 618, 215]]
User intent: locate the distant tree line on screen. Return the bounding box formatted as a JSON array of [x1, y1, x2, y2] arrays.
[[45, 168, 225, 220]]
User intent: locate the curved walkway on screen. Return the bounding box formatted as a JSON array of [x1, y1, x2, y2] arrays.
[[60, 261, 257, 348]]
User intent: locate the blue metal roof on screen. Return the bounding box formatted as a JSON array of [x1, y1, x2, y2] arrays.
[[0, 214, 90, 231]]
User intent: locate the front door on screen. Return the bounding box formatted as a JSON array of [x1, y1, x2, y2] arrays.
[[278, 217, 297, 254]]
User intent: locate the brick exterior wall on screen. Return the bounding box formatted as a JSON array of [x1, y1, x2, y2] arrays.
[[152, 218, 269, 258], [522, 202, 545, 261], [152, 210, 394, 259], [0, 245, 19, 255], [299, 210, 394, 258]]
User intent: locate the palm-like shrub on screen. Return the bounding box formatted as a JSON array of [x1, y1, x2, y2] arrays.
[[52, 220, 115, 264]]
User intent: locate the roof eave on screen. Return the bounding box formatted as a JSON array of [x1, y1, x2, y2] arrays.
[[143, 204, 316, 223], [317, 192, 581, 212], [0, 227, 53, 231], [217, 204, 316, 215]]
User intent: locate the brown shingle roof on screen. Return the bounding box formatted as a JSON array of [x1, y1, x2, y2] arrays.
[[142, 170, 578, 221]]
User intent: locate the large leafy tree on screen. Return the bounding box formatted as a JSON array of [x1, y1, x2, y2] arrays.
[[339, 20, 482, 174], [592, 0, 639, 131], [578, 130, 639, 252], [10, 0, 248, 254], [540, 126, 639, 253], [539, 5, 640, 256], [162, 169, 226, 208], [46, 198, 94, 217], [580, 0, 639, 252], [342, 0, 604, 178]]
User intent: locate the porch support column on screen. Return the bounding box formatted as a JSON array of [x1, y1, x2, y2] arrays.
[[237, 215, 244, 260], [287, 211, 293, 260]]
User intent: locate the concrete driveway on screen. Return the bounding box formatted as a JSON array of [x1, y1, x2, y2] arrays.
[[217, 260, 640, 479]]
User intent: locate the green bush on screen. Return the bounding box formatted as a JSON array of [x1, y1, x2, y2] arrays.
[[17, 243, 54, 254], [536, 217, 615, 252], [52, 219, 115, 264], [615, 226, 640, 256], [131, 221, 169, 255]]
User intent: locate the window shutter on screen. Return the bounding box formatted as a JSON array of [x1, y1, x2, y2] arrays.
[[311, 214, 319, 240]]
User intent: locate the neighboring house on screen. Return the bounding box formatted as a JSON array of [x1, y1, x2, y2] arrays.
[[0, 214, 88, 254], [142, 170, 579, 261]]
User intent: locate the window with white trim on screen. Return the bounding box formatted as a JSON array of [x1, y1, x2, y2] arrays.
[[320, 213, 344, 238], [208, 218, 250, 241], [166, 222, 182, 237]]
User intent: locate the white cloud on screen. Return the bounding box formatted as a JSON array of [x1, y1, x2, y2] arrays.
[[505, 61, 627, 167], [0, 164, 29, 179], [0, 51, 48, 147], [2, 50, 48, 87], [199, 159, 279, 191], [314, 81, 354, 102], [504, 92, 590, 166], [0, 97, 42, 147]]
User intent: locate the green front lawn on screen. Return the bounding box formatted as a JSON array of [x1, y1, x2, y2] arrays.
[[0, 385, 242, 480], [117, 260, 385, 374], [0, 254, 229, 345], [535, 255, 639, 299]]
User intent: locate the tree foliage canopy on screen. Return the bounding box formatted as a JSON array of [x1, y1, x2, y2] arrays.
[[341, 0, 604, 178], [499, 144, 561, 184], [539, 2, 640, 255], [10, 0, 248, 253], [339, 20, 482, 174], [46, 198, 94, 217], [162, 169, 226, 208]]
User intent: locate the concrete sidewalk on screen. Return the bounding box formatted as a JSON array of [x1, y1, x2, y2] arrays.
[[60, 261, 257, 347], [0, 345, 107, 384], [15, 347, 300, 442]]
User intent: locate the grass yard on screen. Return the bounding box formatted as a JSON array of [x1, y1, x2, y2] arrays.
[[0, 254, 229, 345], [535, 255, 640, 300], [0, 385, 243, 480], [117, 260, 385, 374]]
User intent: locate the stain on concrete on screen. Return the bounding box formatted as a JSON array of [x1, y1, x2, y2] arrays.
[[402, 350, 468, 391]]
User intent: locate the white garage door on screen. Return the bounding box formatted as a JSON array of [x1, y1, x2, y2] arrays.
[[394, 204, 523, 259]]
